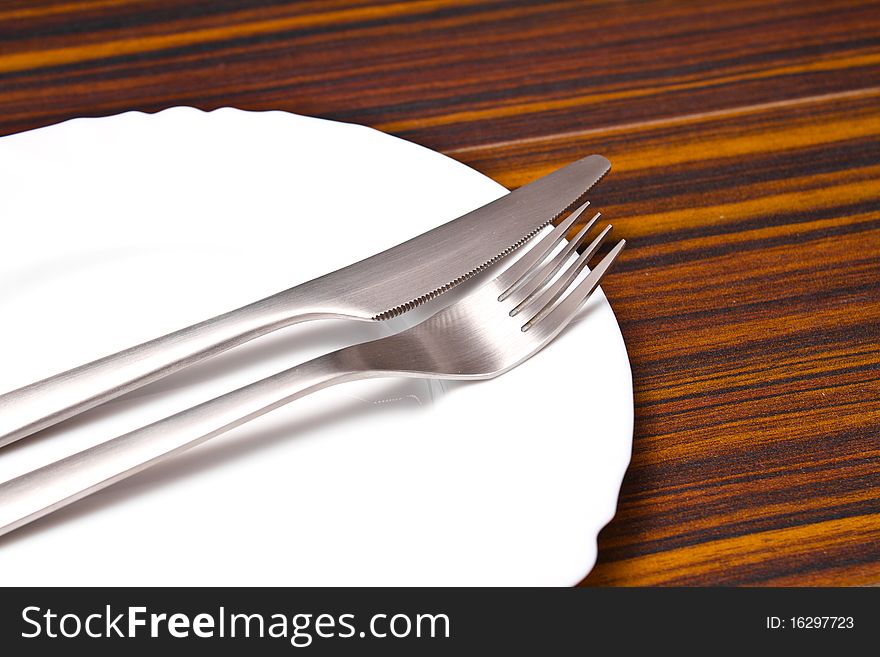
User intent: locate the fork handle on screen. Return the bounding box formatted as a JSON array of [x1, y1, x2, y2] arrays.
[[0, 351, 368, 538], [0, 287, 336, 449]]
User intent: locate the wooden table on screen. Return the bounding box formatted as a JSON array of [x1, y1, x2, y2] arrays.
[[2, 0, 877, 585]]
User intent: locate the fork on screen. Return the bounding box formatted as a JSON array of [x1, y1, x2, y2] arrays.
[[0, 202, 624, 538]]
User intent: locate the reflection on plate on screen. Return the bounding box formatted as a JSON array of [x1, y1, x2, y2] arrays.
[[0, 107, 632, 585]]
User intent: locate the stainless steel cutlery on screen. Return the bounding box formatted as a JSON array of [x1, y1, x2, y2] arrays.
[[0, 155, 609, 448], [0, 155, 622, 537]]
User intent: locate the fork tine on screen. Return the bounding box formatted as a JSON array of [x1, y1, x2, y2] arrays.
[[512, 223, 612, 318], [496, 200, 591, 301], [508, 212, 602, 313], [521, 239, 625, 332]]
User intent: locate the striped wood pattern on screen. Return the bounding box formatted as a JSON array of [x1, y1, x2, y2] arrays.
[[1, 0, 878, 585]]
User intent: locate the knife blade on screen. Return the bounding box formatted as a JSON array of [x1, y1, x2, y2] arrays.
[[0, 154, 610, 446], [301, 153, 611, 320]]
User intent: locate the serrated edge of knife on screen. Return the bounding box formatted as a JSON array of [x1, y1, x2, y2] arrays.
[[372, 224, 546, 320], [371, 166, 609, 321]]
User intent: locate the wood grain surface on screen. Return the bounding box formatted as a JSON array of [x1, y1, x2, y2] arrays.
[[1, 0, 878, 585]]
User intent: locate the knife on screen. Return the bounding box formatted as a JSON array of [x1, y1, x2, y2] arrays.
[[0, 154, 610, 447]]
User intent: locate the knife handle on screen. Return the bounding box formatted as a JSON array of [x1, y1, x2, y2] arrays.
[[0, 287, 335, 449]]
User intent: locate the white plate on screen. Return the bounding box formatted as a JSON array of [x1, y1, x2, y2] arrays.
[[0, 107, 632, 586]]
